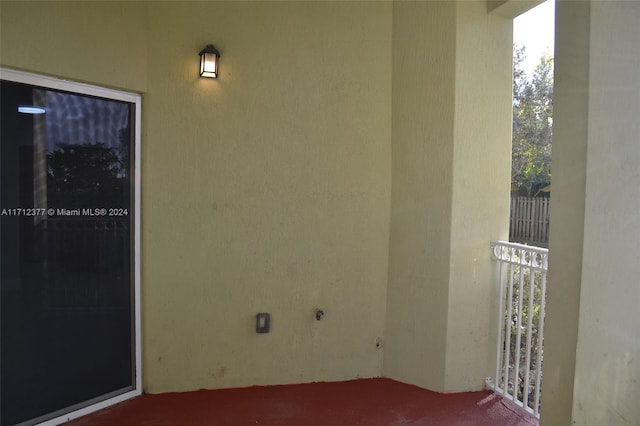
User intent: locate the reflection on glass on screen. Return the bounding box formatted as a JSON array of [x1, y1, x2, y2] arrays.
[[1, 80, 134, 425]]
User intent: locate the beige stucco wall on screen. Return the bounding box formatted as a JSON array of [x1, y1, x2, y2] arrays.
[[385, 0, 512, 392], [0, 1, 148, 92], [446, 0, 512, 390], [573, 3, 640, 423], [543, 1, 640, 424], [384, 2, 455, 390], [384, 0, 455, 391], [571, 1, 640, 424], [142, 1, 392, 392]]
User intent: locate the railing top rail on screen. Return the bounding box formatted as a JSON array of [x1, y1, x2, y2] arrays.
[[491, 240, 548, 254], [491, 240, 548, 271]]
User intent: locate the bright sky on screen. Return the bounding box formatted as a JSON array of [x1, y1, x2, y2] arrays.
[[513, 0, 555, 74]]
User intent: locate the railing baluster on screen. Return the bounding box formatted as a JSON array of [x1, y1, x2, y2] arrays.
[[495, 257, 507, 395], [514, 253, 525, 403], [504, 254, 515, 396], [534, 267, 547, 417], [523, 265, 535, 410]]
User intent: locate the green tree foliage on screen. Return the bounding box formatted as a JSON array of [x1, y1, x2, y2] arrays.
[[512, 45, 553, 197], [47, 142, 127, 208]]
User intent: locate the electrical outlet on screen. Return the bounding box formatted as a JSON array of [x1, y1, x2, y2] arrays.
[[256, 313, 270, 333]]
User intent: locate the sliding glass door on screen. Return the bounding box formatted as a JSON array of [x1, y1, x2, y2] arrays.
[[0, 70, 141, 426]]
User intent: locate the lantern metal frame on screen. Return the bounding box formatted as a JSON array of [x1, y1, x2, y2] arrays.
[[199, 44, 221, 78]]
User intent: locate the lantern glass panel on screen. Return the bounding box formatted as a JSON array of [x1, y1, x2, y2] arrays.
[[200, 53, 218, 78]]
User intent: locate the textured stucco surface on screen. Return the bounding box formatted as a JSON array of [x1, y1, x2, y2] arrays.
[[384, 0, 456, 392], [141, 1, 392, 392], [384, 1, 511, 392], [0, 1, 148, 92], [446, 0, 512, 391], [544, 1, 640, 425], [571, 2, 640, 424]]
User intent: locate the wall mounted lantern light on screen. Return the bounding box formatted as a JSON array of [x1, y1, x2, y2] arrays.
[[199, 44, 221, 78]]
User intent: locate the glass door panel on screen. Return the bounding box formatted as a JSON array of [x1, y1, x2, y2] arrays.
[[1, 77, 138, 426]]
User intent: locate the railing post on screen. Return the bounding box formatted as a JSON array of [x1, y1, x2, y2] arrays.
[[495, 247, 507, 393]]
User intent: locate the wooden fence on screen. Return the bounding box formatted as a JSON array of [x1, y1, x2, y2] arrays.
[[510, 197, 550, 246]]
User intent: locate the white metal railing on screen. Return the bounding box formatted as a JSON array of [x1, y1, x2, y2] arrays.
[[489, 241, 548, 418]]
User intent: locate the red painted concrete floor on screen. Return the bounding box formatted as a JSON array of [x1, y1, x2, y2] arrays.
[[69, 378, 538, 426]]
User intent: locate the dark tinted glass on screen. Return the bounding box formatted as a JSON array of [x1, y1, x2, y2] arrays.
[[1, 80, 135, 425]]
